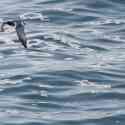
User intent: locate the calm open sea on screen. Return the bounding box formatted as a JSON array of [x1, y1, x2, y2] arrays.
[[0, 0, 125, 125]]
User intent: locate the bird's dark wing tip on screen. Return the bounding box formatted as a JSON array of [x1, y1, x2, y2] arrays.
[[23, 42, 27, 48]]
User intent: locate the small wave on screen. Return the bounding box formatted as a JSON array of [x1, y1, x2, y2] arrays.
[[20, 12, 48, 22], [76, 80, 111, 89]]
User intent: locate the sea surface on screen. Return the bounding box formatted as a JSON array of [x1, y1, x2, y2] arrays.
[[0, 0, 125, 125]]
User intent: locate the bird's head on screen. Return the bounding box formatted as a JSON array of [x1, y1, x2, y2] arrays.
[[0, 18, 27, 48], [1, 21, 16, 32]]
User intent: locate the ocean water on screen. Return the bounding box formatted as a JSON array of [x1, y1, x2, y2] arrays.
[[0, 0, 125, 125]]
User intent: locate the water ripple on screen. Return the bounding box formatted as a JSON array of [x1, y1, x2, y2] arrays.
[[0, 0, 125, 124]]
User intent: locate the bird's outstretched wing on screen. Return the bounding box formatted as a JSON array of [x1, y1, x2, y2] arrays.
[[16, 21, 27, 48]]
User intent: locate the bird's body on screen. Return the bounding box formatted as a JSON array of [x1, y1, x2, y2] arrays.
[[1, 19, 27, 48], [15, 20, 27, 48]]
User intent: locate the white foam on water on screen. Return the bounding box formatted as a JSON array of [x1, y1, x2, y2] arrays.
[[40, 90, 48, 97], [76, 80, 111, 89]]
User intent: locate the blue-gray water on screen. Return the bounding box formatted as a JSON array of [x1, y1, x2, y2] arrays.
[[0, 0, 125, 125]]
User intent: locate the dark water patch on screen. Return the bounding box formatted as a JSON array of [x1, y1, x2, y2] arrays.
[[86, 0, 114, 9], [4, 75, 29, 81], [81, 44, 109, 51], [38, 0, 67, 5], [0, 40, 5, 44], [0, 84, 42, 95], [94, 38, 124, 45], [0, 49, 16, 56], [86, 114, 125, 125], [109, 0, 125, 4]]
